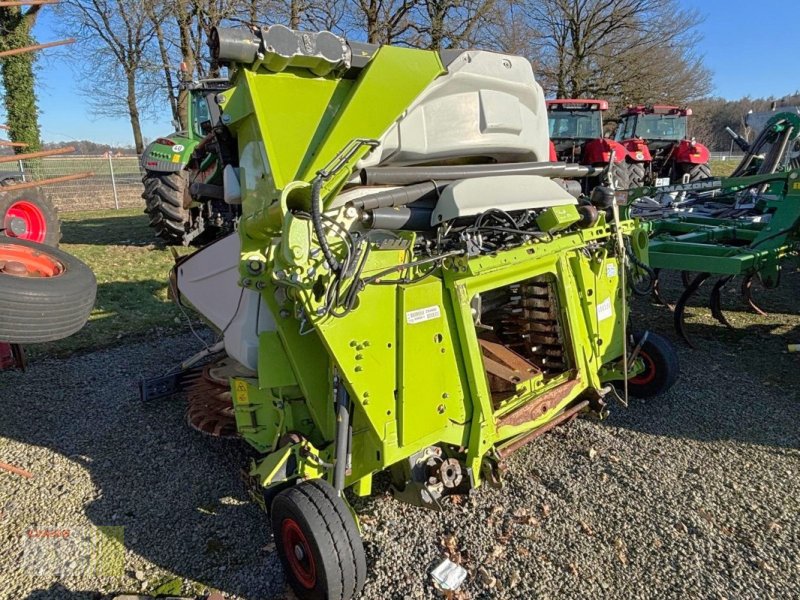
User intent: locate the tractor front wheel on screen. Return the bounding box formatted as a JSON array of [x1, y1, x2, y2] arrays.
[[627, 331, 679, 398], [271, 479, 366, 600], [680, 162, 712, 182], [141, 171, 188, 244]]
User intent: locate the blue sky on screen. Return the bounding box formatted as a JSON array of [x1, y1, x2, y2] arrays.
[[9, 0, 800, 146]]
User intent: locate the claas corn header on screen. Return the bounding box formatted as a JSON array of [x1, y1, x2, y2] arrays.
[[170, 25, 678, 599]]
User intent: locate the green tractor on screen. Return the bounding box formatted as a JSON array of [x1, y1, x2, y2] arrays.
[[141, 78, 239, 245], [152, 25, 679, 599]]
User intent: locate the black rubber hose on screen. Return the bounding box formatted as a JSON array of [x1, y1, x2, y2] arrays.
[[348, 181, 449, 210], [311, 175, 340, 274], [625, 237, 656, 296]]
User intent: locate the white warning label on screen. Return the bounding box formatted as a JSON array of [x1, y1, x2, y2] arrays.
[[606, 263, 618, 278], [596, 298, 613, 322], [406, 305, 442, 325]]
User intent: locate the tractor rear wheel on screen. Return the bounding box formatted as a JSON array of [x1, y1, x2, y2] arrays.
[[611, 161, 630, 190], [628, 162, 647, 188], [142, 171, 188, 244], [271, 479, 366, 600], [681, 163, 712, 182], [0, 180, 61, 246], [627, 331, 679, 399], [0, 238, 96, 344]]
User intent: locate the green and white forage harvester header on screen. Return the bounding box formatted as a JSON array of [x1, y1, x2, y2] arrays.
[[173, 25, 678, 598]]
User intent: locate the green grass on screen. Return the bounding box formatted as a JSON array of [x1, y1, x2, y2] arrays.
[[710, 159, 737, 178], [33, 209, 195, 358]]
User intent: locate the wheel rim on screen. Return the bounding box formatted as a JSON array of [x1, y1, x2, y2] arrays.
[[630, 351, 656, 385], [3, 200, 47, 243], [0, 243, 64, 278], [281, 518, 316, 589]]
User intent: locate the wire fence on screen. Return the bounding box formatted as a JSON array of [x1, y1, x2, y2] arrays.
[[0, 155, 145, 212]]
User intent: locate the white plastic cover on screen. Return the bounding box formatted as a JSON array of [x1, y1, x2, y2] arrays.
[[359, 50, 549, 168]]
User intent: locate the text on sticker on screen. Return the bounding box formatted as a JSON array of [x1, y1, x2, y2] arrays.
[[406, 305, 441, 325]]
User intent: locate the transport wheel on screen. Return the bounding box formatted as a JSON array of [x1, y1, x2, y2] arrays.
[[628, 162, 647, 188], [681, 162, 712, 182], [0, 182, 61, 246], [627, 331, 679, 398], [141, 170, 188, 244], [271, 479, 366, 600], [0, 238, 96, 343]]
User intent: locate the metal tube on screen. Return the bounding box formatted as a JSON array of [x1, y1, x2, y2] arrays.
[[0, 146, 76, 165], [349, 181, 449, 210], [333, 379, 351, 492], [362, 206, 434, 230], [108, 154, 119, 210], [0, 38, 75, 59], [361, 161, 596, 186]]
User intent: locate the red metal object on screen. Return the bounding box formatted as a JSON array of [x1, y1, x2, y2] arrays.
[[673, 138, 710, 165], [0, 461, 33, 479], [629, 351, 656, 385], [547, 98, 609, 111], [0, 38, 75, 59], [0, 342, 25, 371], [621, 104, 690, 117], [3, 200, 47, 243], [281, 518, 317, 589], [0, 242, 63, 277], [583, 138, 629, 163], [0, 146, 76, 164], [620, 138, 653, 162], [497, 400, 590, 458]]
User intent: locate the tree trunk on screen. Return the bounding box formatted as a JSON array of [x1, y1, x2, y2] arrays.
[[0, 7, 42, 153], [126, 70, 145, 154], [176, 0, 195, 128]]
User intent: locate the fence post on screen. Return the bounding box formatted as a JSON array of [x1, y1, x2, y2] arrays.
[[108, 154, 120, 210], [17, 159, 25, 182]]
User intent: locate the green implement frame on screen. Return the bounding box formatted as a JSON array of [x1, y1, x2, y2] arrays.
[[626, 169, 800, 345]]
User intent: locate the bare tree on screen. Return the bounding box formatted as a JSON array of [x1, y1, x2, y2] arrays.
[[59, 0, 159, 153], [522, 0, 711, 112]]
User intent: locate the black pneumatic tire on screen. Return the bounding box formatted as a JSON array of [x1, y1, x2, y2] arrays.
[[0, 238, 96, 343], [271, 479, 366, 600], [142, 171, 187, 244], [628, 162, 647, 188], [627, 331, 679, 399], [611, 160, 630, 190], [681, 162, 712, 182]]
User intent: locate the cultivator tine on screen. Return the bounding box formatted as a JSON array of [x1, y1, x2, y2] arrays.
[[651, 269, 673, 308], [680, 271, 694, 289], [742, 274, 768, 316], [674, 272, 711, 347], [709, 276, 734, 329]]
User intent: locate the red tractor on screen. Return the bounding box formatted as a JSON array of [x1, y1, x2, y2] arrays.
[[615, 105, 711, 187], [546, 99, 630, 189]]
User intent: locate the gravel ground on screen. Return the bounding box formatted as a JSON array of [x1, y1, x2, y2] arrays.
[[1, 269, 799, 599]]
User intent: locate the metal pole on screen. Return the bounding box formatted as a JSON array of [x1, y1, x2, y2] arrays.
[[17, 159, 25, 182], [108, 154, 120, 210]]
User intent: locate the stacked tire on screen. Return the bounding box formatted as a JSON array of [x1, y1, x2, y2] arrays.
[[0, 178, 61, 246]]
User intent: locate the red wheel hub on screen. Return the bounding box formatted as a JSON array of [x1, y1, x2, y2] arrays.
[[630, 351, 656, 385], [0, 243, 63, 278], [4, 200, 47, 243], [281, 518, 316, 589]]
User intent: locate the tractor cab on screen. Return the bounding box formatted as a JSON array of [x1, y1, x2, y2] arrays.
[[547, 99, 607, 157], [616, 105, 710, 185], [615, 105, 689, 151]]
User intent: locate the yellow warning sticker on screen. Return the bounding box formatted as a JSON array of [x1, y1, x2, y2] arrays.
[[793, 182, 800, 190], [171, 154, 181, 163], [234, 380, 250, 404]]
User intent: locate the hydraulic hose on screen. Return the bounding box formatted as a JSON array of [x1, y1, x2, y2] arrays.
[[625, 237, 656, 296], [311, 175, 340, 274]]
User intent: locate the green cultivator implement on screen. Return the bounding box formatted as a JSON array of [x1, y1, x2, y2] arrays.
[[165, 25, 678, 598], [626, 113, 800, 347]]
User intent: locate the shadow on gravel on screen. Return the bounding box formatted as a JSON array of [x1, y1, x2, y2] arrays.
[[0, 336, 288, 599], [24, 583, 103, 599]]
